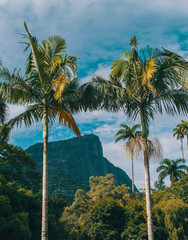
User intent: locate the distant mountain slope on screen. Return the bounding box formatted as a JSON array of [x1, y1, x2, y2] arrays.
[[26, 134, 137, 202]]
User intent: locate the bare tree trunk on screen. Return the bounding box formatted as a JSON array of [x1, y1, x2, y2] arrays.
[[143, 140, 154, 240], [41, 108, 48, 240], [131, 155, 134, 193]]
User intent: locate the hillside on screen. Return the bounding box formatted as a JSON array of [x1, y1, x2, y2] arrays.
[[26, 134, 137, 202]]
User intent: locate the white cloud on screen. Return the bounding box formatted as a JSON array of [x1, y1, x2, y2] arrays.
[[81, 64, 111, 83]]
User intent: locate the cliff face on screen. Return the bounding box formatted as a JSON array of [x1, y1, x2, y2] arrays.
[[26, 134, 137, 201]]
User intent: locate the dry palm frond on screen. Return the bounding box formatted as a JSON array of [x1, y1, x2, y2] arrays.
[[52, 73, 68, 100], [123, 136, 143, 161], [58, 110, 81, 138], [124, 136, 162, 162], [146, 137, 163, 161]]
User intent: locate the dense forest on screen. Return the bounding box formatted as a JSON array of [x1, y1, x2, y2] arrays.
[[0, 148, 187, 240]]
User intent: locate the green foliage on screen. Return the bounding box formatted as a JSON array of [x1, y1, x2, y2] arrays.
[[60, 174, 129, 239], [0, 143, 41, 192], [154, 179, 166, 190], [58, 174, 188, 240], [83, 198, 126, 240], [89, 174, 129, 201], [115, 124, 141, 143], [0, 212, 32, 240], [156, 158, 187, 184], [47, 167, 89, 203], [0, 176, 40, 240], [166, 174, 188, 203], [122, 198, 147, 240], [154, 198, 188, 240]]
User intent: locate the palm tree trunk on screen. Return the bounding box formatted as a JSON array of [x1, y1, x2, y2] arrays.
[[180, 138, 185, 173], [180, 138, 184, 160], [143, 140, 154, 240], [140, 109, 154, 240], [131, 155, 134, 193], [41, 108, 49, 240]]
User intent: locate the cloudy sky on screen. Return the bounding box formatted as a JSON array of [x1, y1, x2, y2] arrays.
[[0, 0, 188, 189]]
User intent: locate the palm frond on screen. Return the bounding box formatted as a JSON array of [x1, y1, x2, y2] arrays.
[[42, 36, 66, 71], [60, 55, 78, 79], [0, 105, 43, 141], [51, 73, 68, 100], [24, 22, 46, 84], [0, 67, 42, 104], [115, 135, 126, 143], [142, 57, 157, 93], [111, 51, 130, 79], [58, 110, 81, 138]]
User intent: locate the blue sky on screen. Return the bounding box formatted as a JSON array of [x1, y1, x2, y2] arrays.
[[0, 0, 188, 188]]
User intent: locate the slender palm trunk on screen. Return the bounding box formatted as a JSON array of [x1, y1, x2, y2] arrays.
[[140, 109, 154, 240], [180, 138, 185, 173], [180, 138, 184, 160], [41, 108, 49, 240], [131, 155, 134, 193], [143, 140, 154, 240]]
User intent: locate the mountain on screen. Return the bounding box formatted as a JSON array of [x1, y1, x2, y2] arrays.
[[26, 134, 136, 202]]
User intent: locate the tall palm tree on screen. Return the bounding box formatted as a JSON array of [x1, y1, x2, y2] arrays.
[[0, 60, 8, 124], [0, 60, 9, 146], [156, 158, 187, 183], [0, 96, 8, 124], [173, 125, 185, 160], [0, 23, 82, 240], [179, 120, 188, 154], [115, 124, 141, 193], [90, 37, 188, 240]]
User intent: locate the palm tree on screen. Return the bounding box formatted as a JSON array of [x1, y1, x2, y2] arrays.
[[0, 60, 9, 146], [115, 124, 141, 193], [156, 158, 187, 183], [0, 60, 8, 124], [0, 23, 82, 240], [91, 37, 188, 240], [179, 120, 188, 154], [0, 96, 9, 147], [154, 178, 166, 190], [0, 96, 8, 124], [173, 125, 185, 160]]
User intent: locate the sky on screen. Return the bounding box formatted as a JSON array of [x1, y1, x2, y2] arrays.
[[0, 0, 188, 189]]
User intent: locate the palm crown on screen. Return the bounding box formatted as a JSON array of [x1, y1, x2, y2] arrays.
[[115, 124, 141, 143], [0, 22, 81, 138], [157, 158, 187, 183], [92, 38, 188, 138]]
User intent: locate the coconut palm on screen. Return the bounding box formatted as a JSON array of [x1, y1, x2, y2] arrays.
[[115, 124, 141, 192], [91, 37, 188, 240], [0, 23, 82, 240], [156, 158, 188, 183], [173, 125, 185, 160]]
